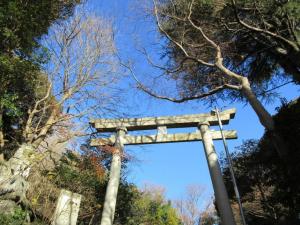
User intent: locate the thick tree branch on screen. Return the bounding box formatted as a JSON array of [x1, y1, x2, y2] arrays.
[[23, 82, 53, 141]]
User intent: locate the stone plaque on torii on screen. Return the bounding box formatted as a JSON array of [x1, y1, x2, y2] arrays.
[[90, 108, 237, 225]]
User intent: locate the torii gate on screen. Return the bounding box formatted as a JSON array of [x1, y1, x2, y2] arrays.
[[90, 108, 237, 225]]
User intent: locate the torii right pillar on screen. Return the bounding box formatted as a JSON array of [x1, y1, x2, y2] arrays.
[[199, 121, 236, 225]]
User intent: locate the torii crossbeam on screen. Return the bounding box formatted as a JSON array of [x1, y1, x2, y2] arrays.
[[90, 108, 238, 225]]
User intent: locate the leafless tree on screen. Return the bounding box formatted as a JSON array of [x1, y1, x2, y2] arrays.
[[0, 8, 121, 209], [142, 182, 167, 202], [174, 185, 218, 225], [26, 10, 119, 149]]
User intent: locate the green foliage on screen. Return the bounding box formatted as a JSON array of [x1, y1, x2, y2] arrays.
[[0, 0, 80, 55], [0, 94, 21, 120], [0, 207, 47, 225], [52, 151, 106, 201], [0, 54, 41, 156], [0, 208, 27, 225], [125, 191, 181, 225], [223, 0, 300, 82], [222, 98, 300, 225], [0, 0, 80, 157]]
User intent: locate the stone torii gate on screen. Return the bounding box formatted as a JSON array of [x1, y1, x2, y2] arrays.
[[90, 108, 237, 225]]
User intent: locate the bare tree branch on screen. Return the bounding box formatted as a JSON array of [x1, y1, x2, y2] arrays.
[[123, 61, 240, 103]]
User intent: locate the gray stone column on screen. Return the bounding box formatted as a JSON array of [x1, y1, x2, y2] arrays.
[[199, 122, 236, 225], [100, 127, 126, 225]]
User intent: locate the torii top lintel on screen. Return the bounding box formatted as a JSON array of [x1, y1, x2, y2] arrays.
[[90, 108, 236, 132]]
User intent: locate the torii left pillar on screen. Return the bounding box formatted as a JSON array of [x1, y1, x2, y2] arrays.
[[100, 127, 126, 225]]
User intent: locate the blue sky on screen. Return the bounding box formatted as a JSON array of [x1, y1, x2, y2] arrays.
[[86, 0, 300, 200]]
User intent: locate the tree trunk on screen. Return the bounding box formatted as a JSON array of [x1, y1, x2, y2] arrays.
[[241, 77, 287, 157], [241, 78, 275, 130]]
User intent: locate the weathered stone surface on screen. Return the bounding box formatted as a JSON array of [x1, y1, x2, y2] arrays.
[[100, 128, 126, 225], [0, 144, 33, 206], [0, 200, 19, 215], [51, 189, 82, 225], [90, 108, 236, 132], [90, 130, 237, 146]]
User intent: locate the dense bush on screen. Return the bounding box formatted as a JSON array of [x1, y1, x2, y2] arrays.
[[222, 98, 300, 225], [49, 150, 181, 225]]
